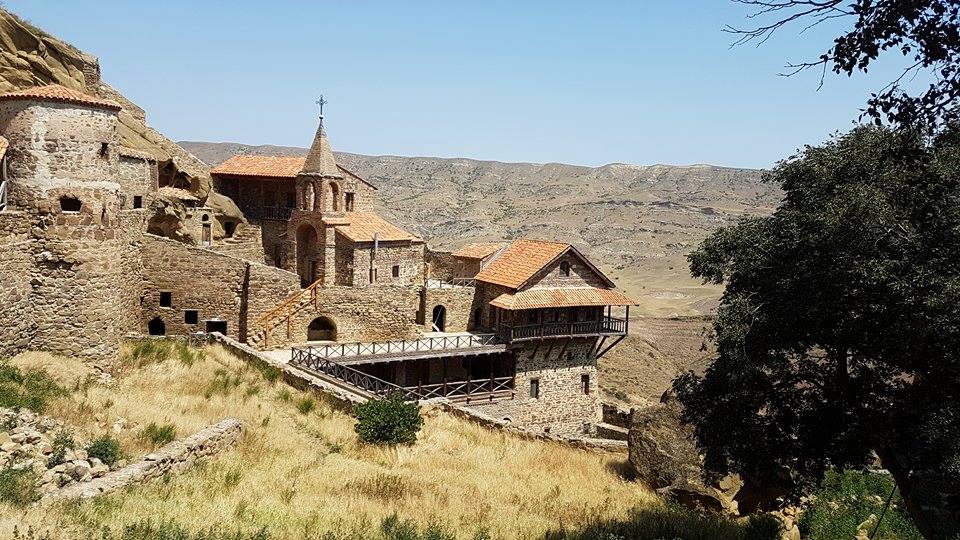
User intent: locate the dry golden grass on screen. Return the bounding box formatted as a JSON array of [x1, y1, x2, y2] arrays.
[[1, 342, 654, 539]]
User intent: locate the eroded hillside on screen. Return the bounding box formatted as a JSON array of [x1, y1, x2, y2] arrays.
[[184, 141, 781, 316]]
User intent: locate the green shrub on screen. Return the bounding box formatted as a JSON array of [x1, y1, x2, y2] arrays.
[[46, 429, 76, 468], [354, 393, 423, 445], [0, 467, 39, 507], [544, 503, 781, 540], [296, 397, 316, 415], [380, 514, 456, 540], [127, 340, 173, 367], [140, 422, 177, 447], [799, 469, 922, 540], [176, 343, 204, 366], [85, 434, 122, 466], [0, 362, 66, 412], [85, 519, 269, 539]]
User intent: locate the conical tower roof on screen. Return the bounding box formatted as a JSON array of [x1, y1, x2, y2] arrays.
[[299, 123, 342, 177]]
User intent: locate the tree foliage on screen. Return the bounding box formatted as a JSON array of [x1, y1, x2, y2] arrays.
[[729, 0, 960, 130], [354, 393, 424, 445], [675, 125, 960, 536]]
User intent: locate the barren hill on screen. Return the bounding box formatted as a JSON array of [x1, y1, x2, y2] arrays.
[[183, 141, 781, 317]]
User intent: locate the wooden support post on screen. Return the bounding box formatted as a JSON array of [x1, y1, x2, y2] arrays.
[[442, 357, 448, 397]]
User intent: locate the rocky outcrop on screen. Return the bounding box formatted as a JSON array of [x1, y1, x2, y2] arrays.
[[45, 417, 243, 502], [0, 8, 244, 229], [0, 408, 115, 498], [627, 397, 739, 513]]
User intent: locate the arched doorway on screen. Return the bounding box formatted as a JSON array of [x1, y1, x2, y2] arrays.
[[431, 305, 447, 332], [296, 224, 318, 287], [328, 181, 340, 212], [148, 317, 166, 336], [307, 317, 336, 341]]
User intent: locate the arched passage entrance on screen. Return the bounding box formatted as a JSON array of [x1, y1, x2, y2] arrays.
[[431, 305, 447, 332], [307, 317, 336, 341], [296, 224, 318, 287], [148, 317, 166, 336]]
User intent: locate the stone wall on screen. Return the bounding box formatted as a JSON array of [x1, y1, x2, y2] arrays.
[[141, 234, 301, 342], [526, 251, 610, 290], [467, 338, 600, 436], [423, 286, 477, 332], [141, 234, 246, 339], [256, 219, 289, 267], [45, 417, 243, 502], [349, 240, 425, 287], [209, 221, 265, 263], [253, 284, 423, 349], [0, 212, 35, 357], [115, 154, 157, 210], [425, 248, 455, 281]]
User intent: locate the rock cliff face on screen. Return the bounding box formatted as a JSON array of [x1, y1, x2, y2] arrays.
[[0, 8, 239, 227]]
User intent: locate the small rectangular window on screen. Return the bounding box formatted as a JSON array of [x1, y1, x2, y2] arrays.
[[184, 310, 199, 325], [529, 378, 540, 399], [159, 291, 172, 308], [370, 268, 378, 283], [133, 195, 143, 209], [581, 373, 590, 395], [345, 193, 355, 211], [392, 265, 400, 278]]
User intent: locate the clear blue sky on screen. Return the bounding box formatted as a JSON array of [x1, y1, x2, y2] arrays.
[[5, 1, 924, 169]]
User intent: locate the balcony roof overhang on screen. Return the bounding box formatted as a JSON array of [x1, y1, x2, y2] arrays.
[[490, 288, 638, 310]]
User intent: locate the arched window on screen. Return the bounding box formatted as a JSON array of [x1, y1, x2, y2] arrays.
[[302, 182, 315, 211], [223, 221, 237, 238], [307, 317, 336, 341], [559, 261, 571, 277], [201, 214, 209, 222], [431, 305, 447, 332], [328, 182, 341, 212], [148, 317, 166, 336], [59, 197, 82, 212]]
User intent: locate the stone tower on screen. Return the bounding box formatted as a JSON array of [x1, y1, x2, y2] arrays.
[[287, 122, 346, 286]]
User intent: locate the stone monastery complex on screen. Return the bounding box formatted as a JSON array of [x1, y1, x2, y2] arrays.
[[0, 84, 636, 436]]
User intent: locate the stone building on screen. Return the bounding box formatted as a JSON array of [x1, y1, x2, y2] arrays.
[[0, 83, 636, 435]]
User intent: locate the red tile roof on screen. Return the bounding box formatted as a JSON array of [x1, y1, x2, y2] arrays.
[[336, 212, 421, 243], [210, 155, 305, 178], [0, 84, 121, 111], [452, 242, 505, 260], [210, 155, 377, 190], [474, 239, 570, 289], [490, 288, 637, 310], [0, 136, 7, 160]]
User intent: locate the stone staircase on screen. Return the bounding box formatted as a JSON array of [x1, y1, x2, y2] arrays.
[[210, 222, 264, 261]]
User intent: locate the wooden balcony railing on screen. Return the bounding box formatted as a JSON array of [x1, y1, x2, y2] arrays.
[[243, 206, 293, 221], [302, 333, 499, 360], [426, 277, 476, 289], [498, 316, 627, 343], [291, 347, 514, 402]]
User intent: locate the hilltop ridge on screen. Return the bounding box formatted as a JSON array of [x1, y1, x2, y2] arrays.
[[183, 140, 781, 316]]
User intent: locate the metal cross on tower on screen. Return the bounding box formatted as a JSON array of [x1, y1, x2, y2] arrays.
[[315, 95, 328, 126]]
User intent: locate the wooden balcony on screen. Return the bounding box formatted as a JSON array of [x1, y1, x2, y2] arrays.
[[497, 316, 627, 343], [243, 206, 294, 221]]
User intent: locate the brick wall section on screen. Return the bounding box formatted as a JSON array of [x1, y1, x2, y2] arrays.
[[423, 286, 477, 332], [44, 418, 243, 502], [467, 338, 600, 437]]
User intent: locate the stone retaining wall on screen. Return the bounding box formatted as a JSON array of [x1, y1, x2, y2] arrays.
[[44, 417, 243, 502]]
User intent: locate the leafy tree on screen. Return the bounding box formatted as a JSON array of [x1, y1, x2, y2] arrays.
[[674, 125, 960, 537], [728, 0, 960, 130]]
